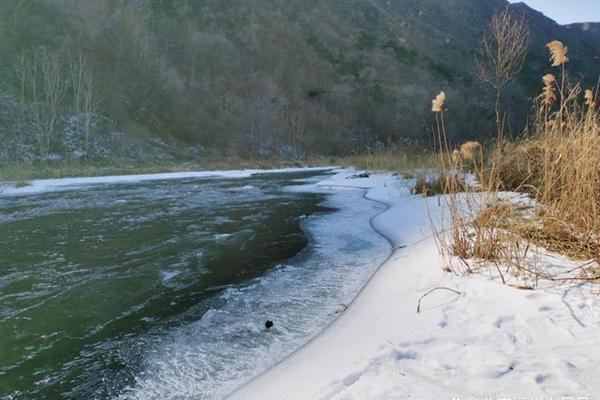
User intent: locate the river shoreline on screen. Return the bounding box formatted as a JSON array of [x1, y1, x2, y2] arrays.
[[230, 171, 600, 399], [0, 167, 334, 196], [4, 168, 598, 399], [1, 167, 394, 399]]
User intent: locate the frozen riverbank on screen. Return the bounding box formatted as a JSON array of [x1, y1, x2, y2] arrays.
[[230, 171, 600, 400], [116, 171, 391, 399], [0, 167, 333, 196]]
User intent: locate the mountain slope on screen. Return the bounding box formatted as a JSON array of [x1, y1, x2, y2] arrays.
[[0, 0, 598, 162]]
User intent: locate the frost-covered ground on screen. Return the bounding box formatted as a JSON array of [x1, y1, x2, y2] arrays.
[[230, 171, 600, 400]]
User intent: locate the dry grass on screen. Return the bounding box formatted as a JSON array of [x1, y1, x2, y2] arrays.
[[412, 173, 466, 197], [484, 139, 544, 192], [433, 38, 600, 285], [321, 147, 438, 175], [495, 53, 599, 266]]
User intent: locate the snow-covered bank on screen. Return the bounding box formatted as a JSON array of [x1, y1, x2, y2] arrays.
[[230, 172, 600, 400], [0, 167, 334, 196], [111, 169, 390, 400]]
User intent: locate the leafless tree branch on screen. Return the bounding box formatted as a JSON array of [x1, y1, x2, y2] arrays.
[[474, 7, 530, 144]]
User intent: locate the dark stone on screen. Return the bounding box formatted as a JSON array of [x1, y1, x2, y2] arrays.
[[346, 171, 371, 179]]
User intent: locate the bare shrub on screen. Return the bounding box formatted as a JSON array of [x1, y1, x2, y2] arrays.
[[474, 7, 530, 144]]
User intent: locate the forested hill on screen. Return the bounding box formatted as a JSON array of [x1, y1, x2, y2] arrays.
[[0, 0, 598, 163]]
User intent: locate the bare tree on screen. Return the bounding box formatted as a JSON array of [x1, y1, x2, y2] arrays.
[[14, 48, 67, 158], [69, 51, 99, 156], [474, 7, 530, 144]]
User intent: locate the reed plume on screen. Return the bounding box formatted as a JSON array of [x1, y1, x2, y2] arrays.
[[431, 91, 446, 113], [459, 141, 482, 162], [547, 40, 569, 67], [585, 89, 596, 110], [540, 74, 557, 106]]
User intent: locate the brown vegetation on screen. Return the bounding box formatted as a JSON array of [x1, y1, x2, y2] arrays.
[[429, 31, 600, 286]]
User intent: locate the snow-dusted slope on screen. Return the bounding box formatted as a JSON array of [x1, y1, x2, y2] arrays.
[[229, 172, 600, 400]]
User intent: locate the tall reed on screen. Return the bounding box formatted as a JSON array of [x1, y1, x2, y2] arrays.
[[428, 39, 600, 285]]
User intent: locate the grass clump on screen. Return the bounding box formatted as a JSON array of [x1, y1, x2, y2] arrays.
[[491, 40, 600, 265], [412, 174, 466, 197], [485, 140, 543, 192], [14, 180, 31, 188], [321, 144, 437, 175], [431, 38, 600, 286]]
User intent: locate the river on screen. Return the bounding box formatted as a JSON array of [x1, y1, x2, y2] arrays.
[[0, 170, 389, 399]]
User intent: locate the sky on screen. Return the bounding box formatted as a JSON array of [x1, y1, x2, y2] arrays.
[[509, 0, 600, 24]]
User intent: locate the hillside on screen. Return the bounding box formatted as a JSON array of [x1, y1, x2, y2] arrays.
[[0, 0, 598, 164]]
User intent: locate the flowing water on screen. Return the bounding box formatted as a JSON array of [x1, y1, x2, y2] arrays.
[[0, 170, 389, 399]]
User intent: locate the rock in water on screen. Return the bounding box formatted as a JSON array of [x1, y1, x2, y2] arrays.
[[346, 171, 371, 179]]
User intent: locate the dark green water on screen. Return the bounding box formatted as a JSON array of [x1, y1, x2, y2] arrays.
[[0, 171, 332, 399]]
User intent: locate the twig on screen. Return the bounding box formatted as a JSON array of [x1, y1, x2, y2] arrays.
[[548, 275, 600, 282], [493, 260, 506, 284], [566, 259, 596, 274], [458, 257, 473, 274], [417, 287, 462, 313]]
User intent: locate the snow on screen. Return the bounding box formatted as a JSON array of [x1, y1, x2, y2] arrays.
[[0, 167, 333, 196], [229, 170, 600, 400]]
